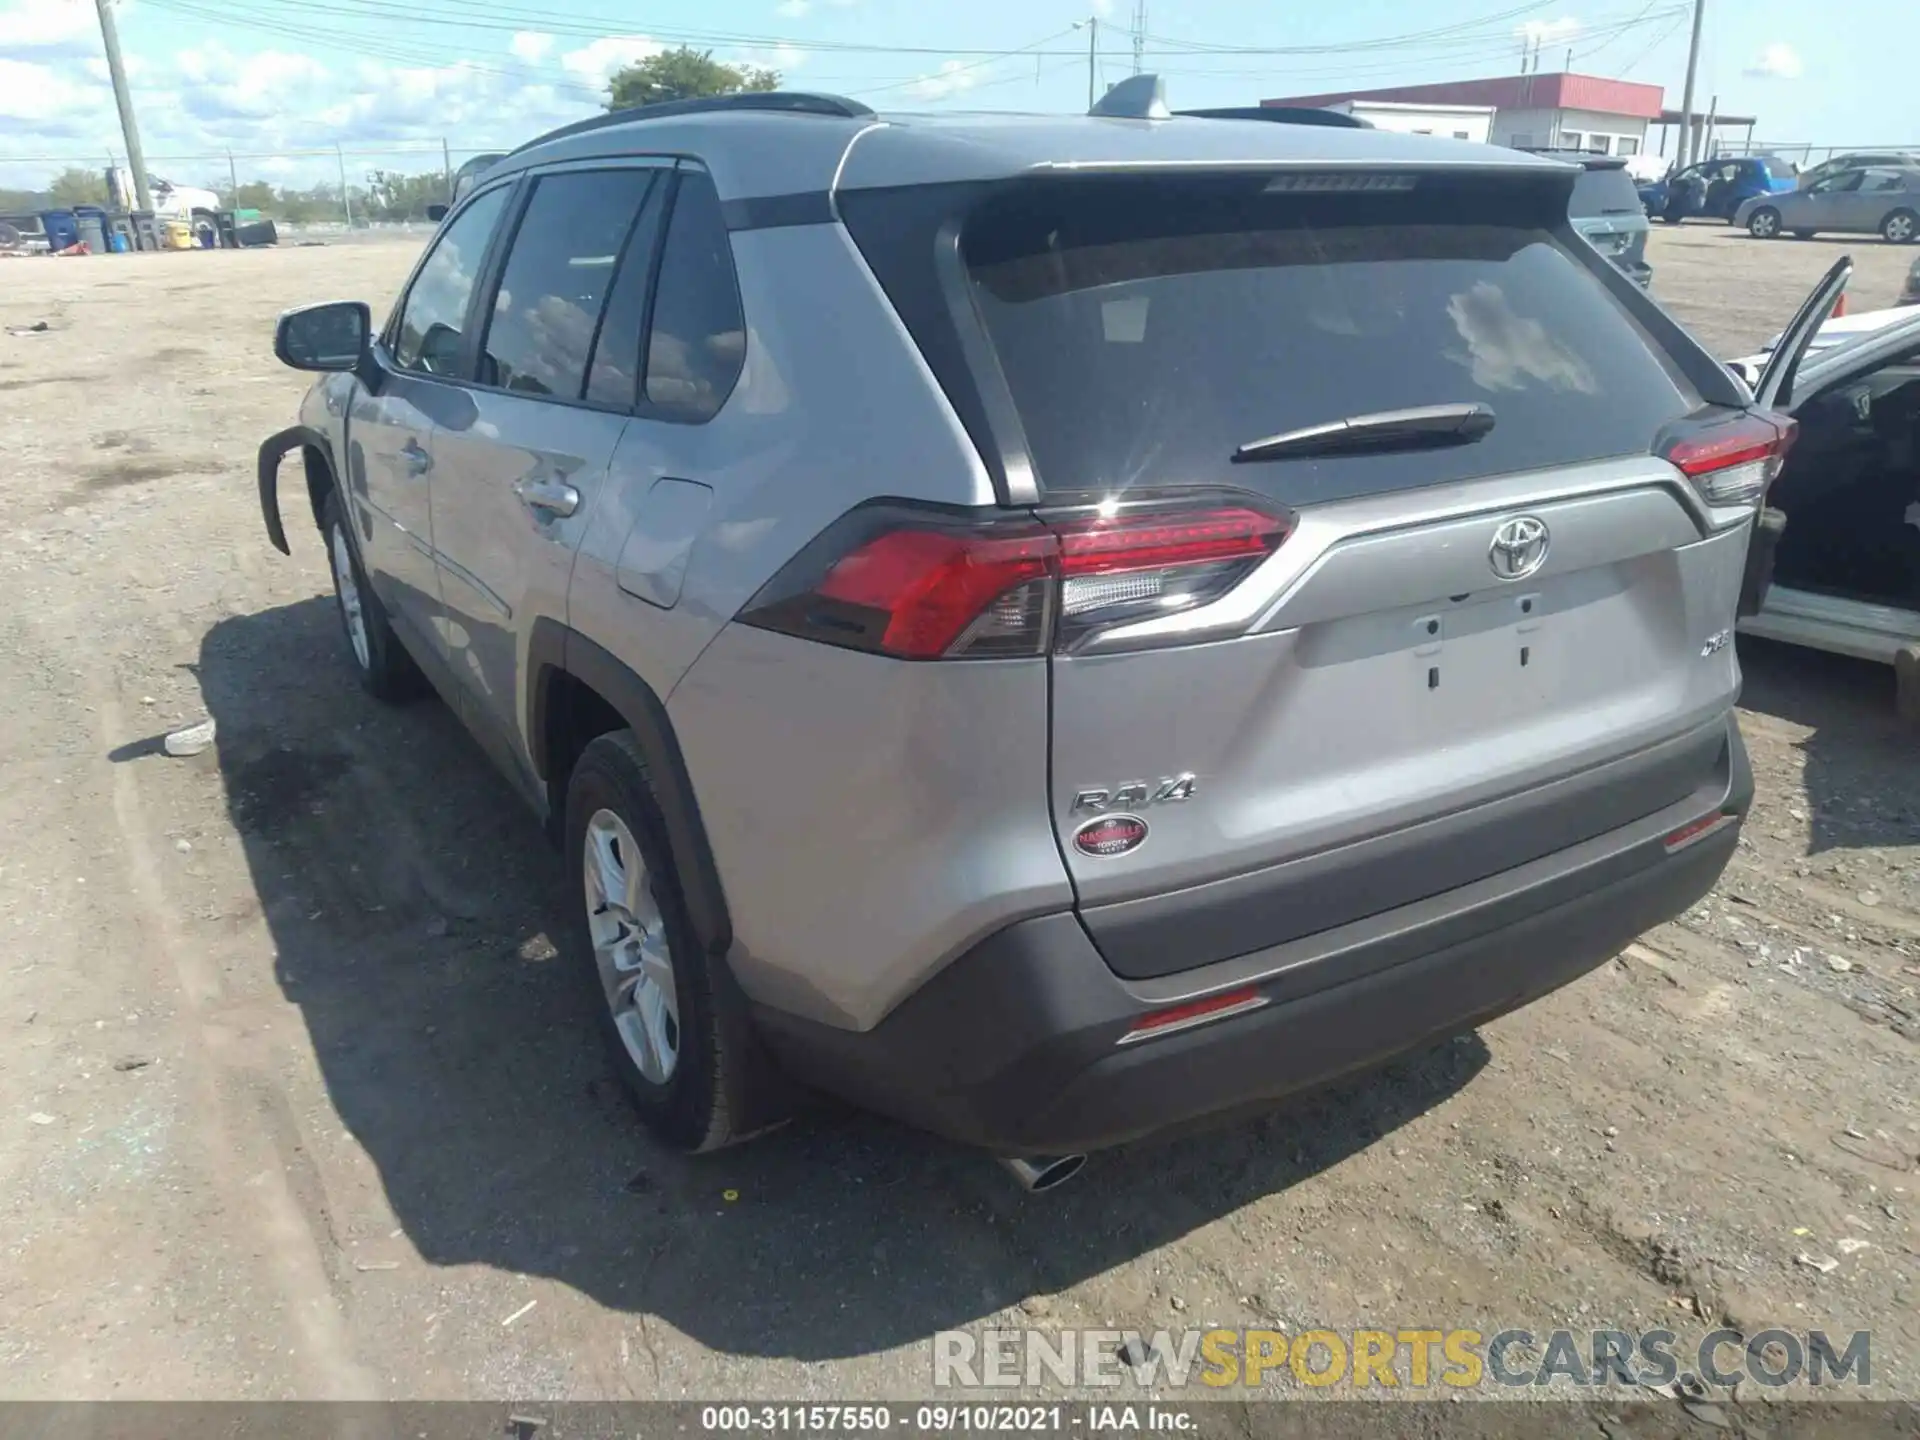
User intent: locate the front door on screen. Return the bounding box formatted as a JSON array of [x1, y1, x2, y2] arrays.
[[427, 164, 668, 788], [351, 185, 512, 654]]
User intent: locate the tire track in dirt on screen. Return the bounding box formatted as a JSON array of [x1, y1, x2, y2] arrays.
[[87, 674, 382, 1401]]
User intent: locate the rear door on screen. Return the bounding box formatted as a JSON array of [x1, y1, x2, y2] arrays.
[[954, 169, 1747, 955], [426, 163, 667, 790]]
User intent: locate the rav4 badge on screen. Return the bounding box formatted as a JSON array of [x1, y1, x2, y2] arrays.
[[1074, 814, 1149, 858]]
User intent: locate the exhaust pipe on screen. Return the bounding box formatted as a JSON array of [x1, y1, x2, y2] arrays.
[[996, 1153, 1087, 1193]]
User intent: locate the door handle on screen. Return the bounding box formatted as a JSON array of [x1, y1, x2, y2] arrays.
[[514, 477, 581, 518], [402, 440, 432, 477]]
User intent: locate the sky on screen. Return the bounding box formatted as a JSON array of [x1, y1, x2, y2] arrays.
[[0, 0, 1906, 193]]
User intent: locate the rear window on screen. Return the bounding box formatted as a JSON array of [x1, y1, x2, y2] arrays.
[[956, 175, 1696, 504], [1568, 166, 1643, 216]]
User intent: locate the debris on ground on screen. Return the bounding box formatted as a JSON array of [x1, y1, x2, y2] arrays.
[[162, 718, 216, 757], [1796, 1252, 1840, 1274], [6, 320, 50, 336], [500, 1299, 537, 1327]]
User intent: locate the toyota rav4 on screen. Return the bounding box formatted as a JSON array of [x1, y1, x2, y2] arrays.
[[258, 83, 1842, 1190]]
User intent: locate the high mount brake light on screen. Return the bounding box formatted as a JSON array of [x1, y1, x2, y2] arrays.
[[1660, 411, 1798, 511], [742, 503, 1290, 660]]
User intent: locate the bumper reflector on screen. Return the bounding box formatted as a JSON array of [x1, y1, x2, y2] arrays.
[[1664, 811, 1738, 853], [1118, 986, 1268, 1045]]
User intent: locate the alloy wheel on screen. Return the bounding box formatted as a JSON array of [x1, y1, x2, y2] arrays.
[[583, 808, 680, 1084]]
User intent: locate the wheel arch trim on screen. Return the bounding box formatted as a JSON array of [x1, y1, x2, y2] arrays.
[[527, 617, 733, 956], [256, 424, 336, 556]]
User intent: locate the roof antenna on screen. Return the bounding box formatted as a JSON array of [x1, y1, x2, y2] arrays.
[[1090, 72, 1169, 120]]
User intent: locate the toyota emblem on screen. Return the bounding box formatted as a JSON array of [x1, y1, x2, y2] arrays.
[[1488, 515, 1550, 580]]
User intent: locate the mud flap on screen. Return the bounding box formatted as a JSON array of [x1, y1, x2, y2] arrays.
[[255, 427, 304, 555]]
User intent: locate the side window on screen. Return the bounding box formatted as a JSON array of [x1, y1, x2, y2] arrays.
[[583, 179, 673, 409], [1865, 173, 1905, 193], [479, 168, 658, 400], [394, 186, 509, 376], [644, 172, 746, 423]]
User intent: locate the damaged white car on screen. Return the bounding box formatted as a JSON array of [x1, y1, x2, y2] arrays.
[[1733, 272, 1920, 715]]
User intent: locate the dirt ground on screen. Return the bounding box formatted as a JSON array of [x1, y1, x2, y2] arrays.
[[0, 223, 1915, 1407]]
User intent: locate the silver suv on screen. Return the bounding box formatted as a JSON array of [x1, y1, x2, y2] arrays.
[[259, 86, 1838, 1188]]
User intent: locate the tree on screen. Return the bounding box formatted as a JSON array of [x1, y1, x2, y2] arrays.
[[362, 169, 449, 221], [46, 167, 109, 206], [605, 46, 779, 111]]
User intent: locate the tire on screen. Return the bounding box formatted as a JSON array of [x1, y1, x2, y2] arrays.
[[564, 731, 779, 1151], [320, 488, 426, 702], [1747, 207, 1782, 239], [1882, 209, 1919, 244]]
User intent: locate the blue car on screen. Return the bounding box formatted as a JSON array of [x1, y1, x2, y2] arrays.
[[1639, 155, 1797, 223]]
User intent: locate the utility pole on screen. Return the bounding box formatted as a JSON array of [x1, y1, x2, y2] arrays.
[[1675, 0, 1706, 167], [1131, 0, 1146, 76], [441, 137, 453, 201], [226, 150, 238, 206], [1087, 16, 1098, 108], [337, 143, 352, 227], [93, 0, 150, 212]]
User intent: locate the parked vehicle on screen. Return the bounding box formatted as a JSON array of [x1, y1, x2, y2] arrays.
[[1725, 303, 1915, 388], [1640, 156, 1796, 224], [1738, 167, 1920, 243], [1796, 151, 1920, 190], [1734, 301, 1920, 715], [258, 83, 1835, 1184], [1524, 150, 1653, 286]]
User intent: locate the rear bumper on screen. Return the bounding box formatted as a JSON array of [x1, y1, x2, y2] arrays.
[[754, 715, 1751, 1156]]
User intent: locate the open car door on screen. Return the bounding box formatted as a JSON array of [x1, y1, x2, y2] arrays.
[[1737, 256, 1854, 617]]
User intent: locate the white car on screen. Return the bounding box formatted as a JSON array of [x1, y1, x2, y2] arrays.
[[1733, 284, 1920, 714], [1725, 305, 1916, 387]]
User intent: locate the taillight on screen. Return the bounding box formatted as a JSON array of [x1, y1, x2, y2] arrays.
[[740, 499, 1290, 660], [1659, 410, 1798, 511]]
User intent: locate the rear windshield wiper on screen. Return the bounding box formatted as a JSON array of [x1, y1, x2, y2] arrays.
[[1232, 403, 1497, 463]]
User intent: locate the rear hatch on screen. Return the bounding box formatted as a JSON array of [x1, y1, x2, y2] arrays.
[[843, 160, 1755, 979], [1567, 162, 1651, 277]]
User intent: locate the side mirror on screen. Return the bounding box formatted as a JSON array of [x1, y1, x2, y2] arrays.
[[425, 203, 448, 223], [275, 300, 370, 372]]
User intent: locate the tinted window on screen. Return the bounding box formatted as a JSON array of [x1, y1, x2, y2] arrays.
[[479, 169, 656, 400], [960, 174, 1697, 504], [1569, 167, 1642, 216], [584, 179, 672, 409], [394, 187, 508, 375], [645, 172, 747, 423]]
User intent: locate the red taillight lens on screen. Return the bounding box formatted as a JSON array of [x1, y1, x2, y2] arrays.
[[743, 500, 1290, 660], [1661, 411, 1798, 509], [815, 528, 1053, 659], [1053, 506, 1289, 648]]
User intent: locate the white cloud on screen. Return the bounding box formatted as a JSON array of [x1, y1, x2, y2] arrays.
[[775, 0, 811, 15], [0, 55, 100, 123], [1517, 16, 1581, 44], [0, 0, 95, 51], [509, 31, 554, 62], [560, 34, 663, 83], [1744, 42, 1803, 79], [911, 60, 978, 101], [741, 41, 807, 73]]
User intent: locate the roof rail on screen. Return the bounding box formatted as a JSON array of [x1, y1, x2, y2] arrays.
[[509, 91, 875, 156], [1090, 74, 1170, 121], [1176, 106, 1374, 130]]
